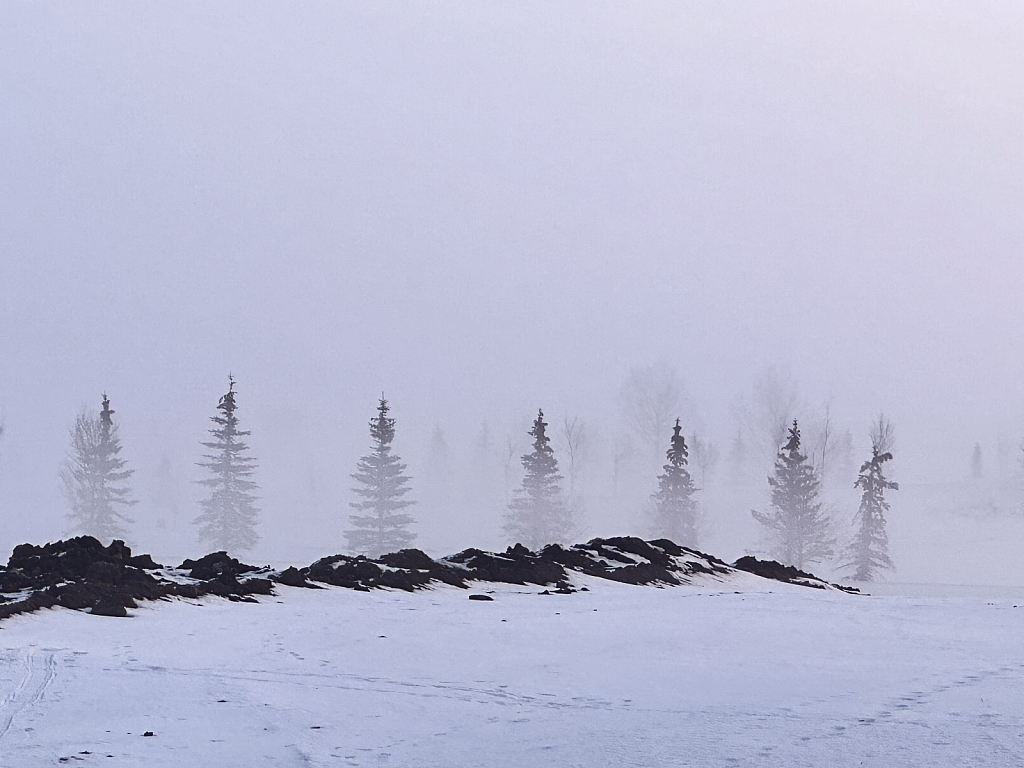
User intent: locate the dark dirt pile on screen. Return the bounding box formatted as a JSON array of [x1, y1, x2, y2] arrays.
[[300, 536, 735, 593], [733, 555, 859, 593], [0, 535, 854, 622], [0, 537, 273, 620]]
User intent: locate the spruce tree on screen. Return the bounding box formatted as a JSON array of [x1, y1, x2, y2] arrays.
[[843, 445, 898, 581], [650, 418, 699, 547], [346, 396, 416, 556], [503, 409, 573, 550], [752, 420, 834, 569], [195, 376, 260, 552], [63, 394, 136, 542]]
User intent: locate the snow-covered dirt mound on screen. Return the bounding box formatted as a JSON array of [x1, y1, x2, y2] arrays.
[[0, 538, 275, 621], [0, 535, 855, 623], [302, 537, 856, 593]]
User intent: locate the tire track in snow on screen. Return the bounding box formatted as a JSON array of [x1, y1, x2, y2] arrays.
[[0, 648, 59, 742]]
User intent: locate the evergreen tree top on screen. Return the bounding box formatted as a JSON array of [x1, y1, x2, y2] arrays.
[[767, 417, 820, 510], [100, 393, 114, 429], [856, 446, 899, 492], [370, 395, 396, 446], [530, 409, 551, 451], [204, 377, 252, 445], [666, 417, 688, 468], [782, 419, 803, 457], [519, 409, 561, 485], [218, 375, 237, 413]]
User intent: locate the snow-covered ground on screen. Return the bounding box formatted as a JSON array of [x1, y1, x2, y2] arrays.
[[2, 576, 1023, 767]]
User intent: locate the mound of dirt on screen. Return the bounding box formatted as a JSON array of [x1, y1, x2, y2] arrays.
[[0, 536, 856, 623], [304, 549, 467, 592], [0, 537, 275, 621], [296, 537, 736, 591], [733, 556, 860, 593]]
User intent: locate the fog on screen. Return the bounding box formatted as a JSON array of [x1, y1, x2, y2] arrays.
[[1, 3, 1022, 583]]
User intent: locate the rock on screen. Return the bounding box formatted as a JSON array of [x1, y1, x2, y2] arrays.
[[202, 574, 273, 599], [730, 556, 857, 592], [54, 583, 104, 611], [649, 538, 729, 565], [273, 567, 320, 589], [86, 561, 123, 585], [539, 540, 682, 585], [179, 552, 257, 581], [0, 569, 33, 592], [378, 549, 435, 570], [376, 569, 431, 592], [445, 548, 565, 586], [732, 556, 822, 585], [129, 554, 163, 570], [8, 537, 133, 584], [306, 555, 383, 588], [173, 584, 201, 599], [90, 596, 128, 617], [468, 594, 494, 601]]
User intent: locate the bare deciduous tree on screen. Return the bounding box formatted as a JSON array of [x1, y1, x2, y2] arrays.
[[816, 403, 834, 479], [869, 414, 895, 455], [688, 432, 720, 490], [611, 431, 635, 500], [619, 364, 685, 461], [559, 416, 589, 505], [500, 434, 520, 505], [733, 367, 803, 473]]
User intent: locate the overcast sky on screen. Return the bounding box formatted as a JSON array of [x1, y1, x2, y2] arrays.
[[1, 2, 1022, 561]]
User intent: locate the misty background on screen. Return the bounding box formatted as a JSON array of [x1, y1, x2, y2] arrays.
[[1, 2, 1022, 583]]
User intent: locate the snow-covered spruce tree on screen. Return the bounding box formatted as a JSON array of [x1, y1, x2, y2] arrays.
[[751, 420, 834, 569], [650, 418, 699, 547], [63, 394, 136, 542], [195, 376, 260, 552], [346, 396, 416, 557], [843, 445, 898, 581], [503, 409, 573, 550]]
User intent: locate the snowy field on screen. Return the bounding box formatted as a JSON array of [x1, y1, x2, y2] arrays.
[[2, 577, 1023, 768]]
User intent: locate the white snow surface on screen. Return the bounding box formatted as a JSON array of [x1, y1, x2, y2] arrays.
[[1, 576, 1023, 767]]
